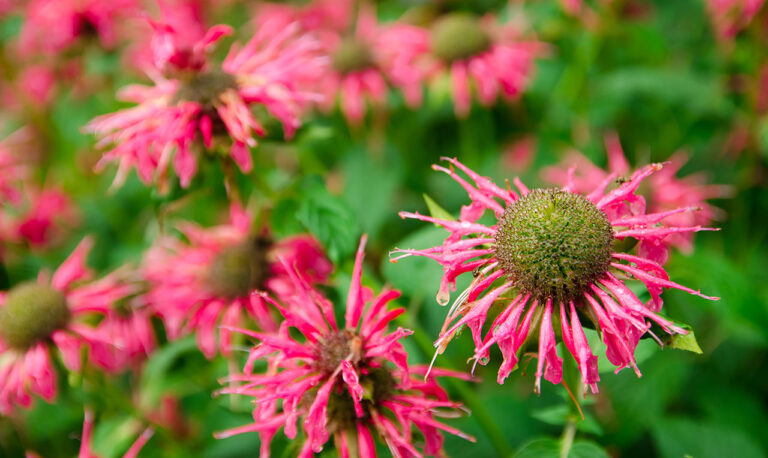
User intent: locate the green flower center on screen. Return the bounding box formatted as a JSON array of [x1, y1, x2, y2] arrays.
[[326, 367, 397, 432], [173, 69, 238, 108], [494, 189, 614, 303], [430, 13, 491, 62], [331, 38, 375, 74], [0, 283, 70, 349], [205, 238, 270, 299]]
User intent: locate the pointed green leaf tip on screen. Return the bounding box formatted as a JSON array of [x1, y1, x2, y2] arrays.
[[667, 330, 703, 354], [423, 193, 455, 224]]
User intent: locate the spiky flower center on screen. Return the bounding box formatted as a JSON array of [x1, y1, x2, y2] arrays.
[[0, 283, 70, 349], [494, 189, 614, 303], [205, 238, 270, 299], [173, 69, 238, 108], [430, 13, 491, 62], [326, 367, 397, 432], [313, 329, 363, 375], [332, 38, 375, 74]]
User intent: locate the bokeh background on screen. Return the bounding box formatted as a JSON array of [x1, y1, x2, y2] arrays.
[[1, 0, 767, 457]]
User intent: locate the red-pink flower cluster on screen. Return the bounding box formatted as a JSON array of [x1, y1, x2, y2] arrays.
[[392, 158, 718, 392], [216, 236, 473, 457], [144, 203, 332, 358], [86, 20, 325, 190]]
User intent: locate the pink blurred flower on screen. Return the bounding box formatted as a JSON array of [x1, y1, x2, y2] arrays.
[[0, 128, 31, 206], [86, 21, 325, 190], [19, 0, 139, 55], [253, 0, 353, 35], [0, 238, 115, 413], [143, 203, 332, 358], [706, 0, 765, 39], [400, 13, 540, 117], [216, 236, 473, 457], [78, 409, 153, 458], [8, 187, 78, 248], [543, 134, 730, 259], [391, 158, 718, 393]]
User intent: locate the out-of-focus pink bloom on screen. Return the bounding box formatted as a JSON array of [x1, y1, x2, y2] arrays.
[[0, 238, 116, 413], [78, 409, 154, 458], [253, 0, 353, 35], [503, 136, 536, 172], [144, 203, 331, 358], [8, 188, 77, 247], [706, 0, 765, 39], [543, 134, 730, 259], [16, 65, 57, 106], [86, 21, 325, 190], [19, 0, 139, 55], [0, 129, 31, 206], [392, 158, 718, 393], [216, 236, 473, 457], [398, 13, 540, 117], [127, 0, 208, 73]]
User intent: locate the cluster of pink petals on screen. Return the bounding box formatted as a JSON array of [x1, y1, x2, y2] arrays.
[[392, 158, 718, 393], [394, 15, 540, 117], [86, 20, 325, 189], [216, 236, 472, 457], [706, 0, 765, 39], [18, 0, 139, 55], [0, 238, 144, 412], [143, 203, 331, 359], [543, 134, 730, 260], [77, 409, 153, 458], [0, 129, 76, 249]]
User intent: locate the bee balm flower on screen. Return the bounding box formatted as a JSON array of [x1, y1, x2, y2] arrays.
[[86, 21, 325, 190], [392, 158, 718, 393], [0, 239, 116, 413], [143, 203, 331, 358], [215, 236, 473, 457]]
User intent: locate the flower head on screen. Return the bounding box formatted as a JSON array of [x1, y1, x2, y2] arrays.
[[392, 158, 718, 393], [543, 134, 730, 261], [86, 21, 325, 190], [215, 236, 473, 457], [410, 13, 540, 117], [0, 238, 120, 412], [143, 203, 331, 358], [19, 0, 138, 55]]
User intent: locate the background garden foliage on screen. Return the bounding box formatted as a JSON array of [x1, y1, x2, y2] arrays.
[[0, 0, 767, 457]]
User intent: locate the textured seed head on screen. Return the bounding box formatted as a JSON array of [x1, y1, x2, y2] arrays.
[[0, 283, 70, 349], [430, 13, 491, 62], [173, 69, 238, 107], [494, 189, 614, 303], [205, 238, 270, 299], [332, 38, 374, 74], [313, 329, 362, 375]]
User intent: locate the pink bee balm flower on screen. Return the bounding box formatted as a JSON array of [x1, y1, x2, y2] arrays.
[[706, 0, 765, 39], [85, 21, 325, 190], [215, 236, 474, 457], [143, 203, 332, 358], [18, 0, 138, 55], [542, 134, 730, 261], [0, 128, 33, 206], [391, 158, 719, 393], [8, 187, 78, 248], [78, 409, 154, 458], [0, 238, 120, 413], [402, 13, 540, 117], [308, 7, 429, 122]]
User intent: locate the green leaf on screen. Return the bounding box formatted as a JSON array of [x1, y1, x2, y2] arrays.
[[516, 438, 609, 458], [423, 193, 456, 223], [139, 336, 201, 407], [652, 418, 764, 458], [665, 329, 703, 354], [296, 176, 360, 264]]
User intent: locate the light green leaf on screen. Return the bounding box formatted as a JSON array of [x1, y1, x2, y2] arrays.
[[666, 329, 703, 354], [423, 193, 456, 223]]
